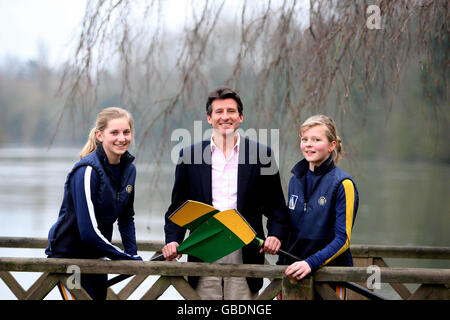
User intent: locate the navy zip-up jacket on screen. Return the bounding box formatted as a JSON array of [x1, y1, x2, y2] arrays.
[[280, 156, 358, 271], [45, 146, 141, 261]]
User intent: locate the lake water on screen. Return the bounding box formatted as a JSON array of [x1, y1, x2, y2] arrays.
[[0, 147, 449, 299]]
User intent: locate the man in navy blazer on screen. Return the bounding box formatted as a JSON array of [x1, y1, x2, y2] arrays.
[[163, 86, 289, 298]]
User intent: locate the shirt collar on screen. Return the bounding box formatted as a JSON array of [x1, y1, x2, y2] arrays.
[[210, 132, 241, 153]]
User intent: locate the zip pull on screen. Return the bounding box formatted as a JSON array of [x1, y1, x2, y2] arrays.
[[304, 202, 307, 212], [116, 192, 120, 202]]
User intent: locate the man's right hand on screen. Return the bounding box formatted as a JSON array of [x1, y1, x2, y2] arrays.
[[162, 241, 181, 261]]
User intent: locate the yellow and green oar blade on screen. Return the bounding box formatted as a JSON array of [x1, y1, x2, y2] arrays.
[[177, 209, 260, 263], [168, 200, 219, 231]]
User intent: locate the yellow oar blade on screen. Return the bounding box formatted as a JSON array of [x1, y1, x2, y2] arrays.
[[213, 209, 256, 245], [168, 200, 219, 230]]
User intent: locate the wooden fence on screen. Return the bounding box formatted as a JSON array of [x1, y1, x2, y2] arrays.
[[0, 237, 449, 300]]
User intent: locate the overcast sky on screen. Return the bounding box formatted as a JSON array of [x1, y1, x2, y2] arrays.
[[0, 0, 87, 66], [0, 0, 198, 67], [0, 0, 305, 68]]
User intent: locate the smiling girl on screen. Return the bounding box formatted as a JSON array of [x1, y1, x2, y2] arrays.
[[46, 107, 142, 300], [280, 115, 359, 300]]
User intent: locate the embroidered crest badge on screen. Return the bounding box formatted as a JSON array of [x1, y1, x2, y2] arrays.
[[126, 185, 133, 194], [289, 195, 298, 210], [318, 196, 327, 206]]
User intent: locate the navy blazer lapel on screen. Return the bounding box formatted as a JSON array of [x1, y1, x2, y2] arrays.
[[199, 140, 212, 205]]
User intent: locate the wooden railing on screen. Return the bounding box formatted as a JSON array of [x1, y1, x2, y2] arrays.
[[0, 237, 449, 300], [347, 244, 450, 300]]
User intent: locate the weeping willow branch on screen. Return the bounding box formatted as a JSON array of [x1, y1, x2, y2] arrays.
[[56, 0, 448, 173]]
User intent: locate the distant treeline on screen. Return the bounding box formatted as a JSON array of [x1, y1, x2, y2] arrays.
[[0, 51, 448, 167]]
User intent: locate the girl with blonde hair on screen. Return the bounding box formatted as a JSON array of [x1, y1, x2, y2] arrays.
[[46, 107, 141, 300], [280, 114, 359, 300]]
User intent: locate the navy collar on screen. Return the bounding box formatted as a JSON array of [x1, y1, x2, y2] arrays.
[[291, 155, 335, 178]]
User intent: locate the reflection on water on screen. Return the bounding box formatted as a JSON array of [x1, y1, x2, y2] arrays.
[[0, 148, 449, 299], [350, 158, 450, 248], [0, 147, 170, 241]]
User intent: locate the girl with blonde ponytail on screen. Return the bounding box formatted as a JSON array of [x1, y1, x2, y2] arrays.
[[80, 107, 134, 159], [280, 115, 359, 301], [80, 127, 98, 159], [46, 106, 141, 300]]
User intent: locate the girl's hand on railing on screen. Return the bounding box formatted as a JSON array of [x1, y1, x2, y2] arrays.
[[285, 260, 311, 280]]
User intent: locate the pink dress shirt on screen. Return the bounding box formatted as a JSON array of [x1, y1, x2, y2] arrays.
[[210, 134, 240, 212]]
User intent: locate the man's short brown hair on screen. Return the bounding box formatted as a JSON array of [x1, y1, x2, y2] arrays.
[[206, 86, 243, 116]]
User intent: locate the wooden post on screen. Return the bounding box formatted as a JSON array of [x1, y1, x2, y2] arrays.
[[257, 279, 282, 300], [281, 275, 314, 300], [347, 257, 374, 300]]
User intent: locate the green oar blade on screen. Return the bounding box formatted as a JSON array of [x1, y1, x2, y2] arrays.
[[168, 200, 219, 231], [177, 209, 258, 263], [177, 217, 244, 262]]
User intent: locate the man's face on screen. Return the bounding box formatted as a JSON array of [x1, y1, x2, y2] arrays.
[[207, 98, 243, 136]]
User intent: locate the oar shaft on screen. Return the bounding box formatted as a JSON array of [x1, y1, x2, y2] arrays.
[[253, 237, 302, 261], [277, 248, 302, 261]]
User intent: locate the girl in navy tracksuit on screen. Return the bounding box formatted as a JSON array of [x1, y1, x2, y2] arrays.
[[46, 107, 142, 300], [280, 115, 359, 300]]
